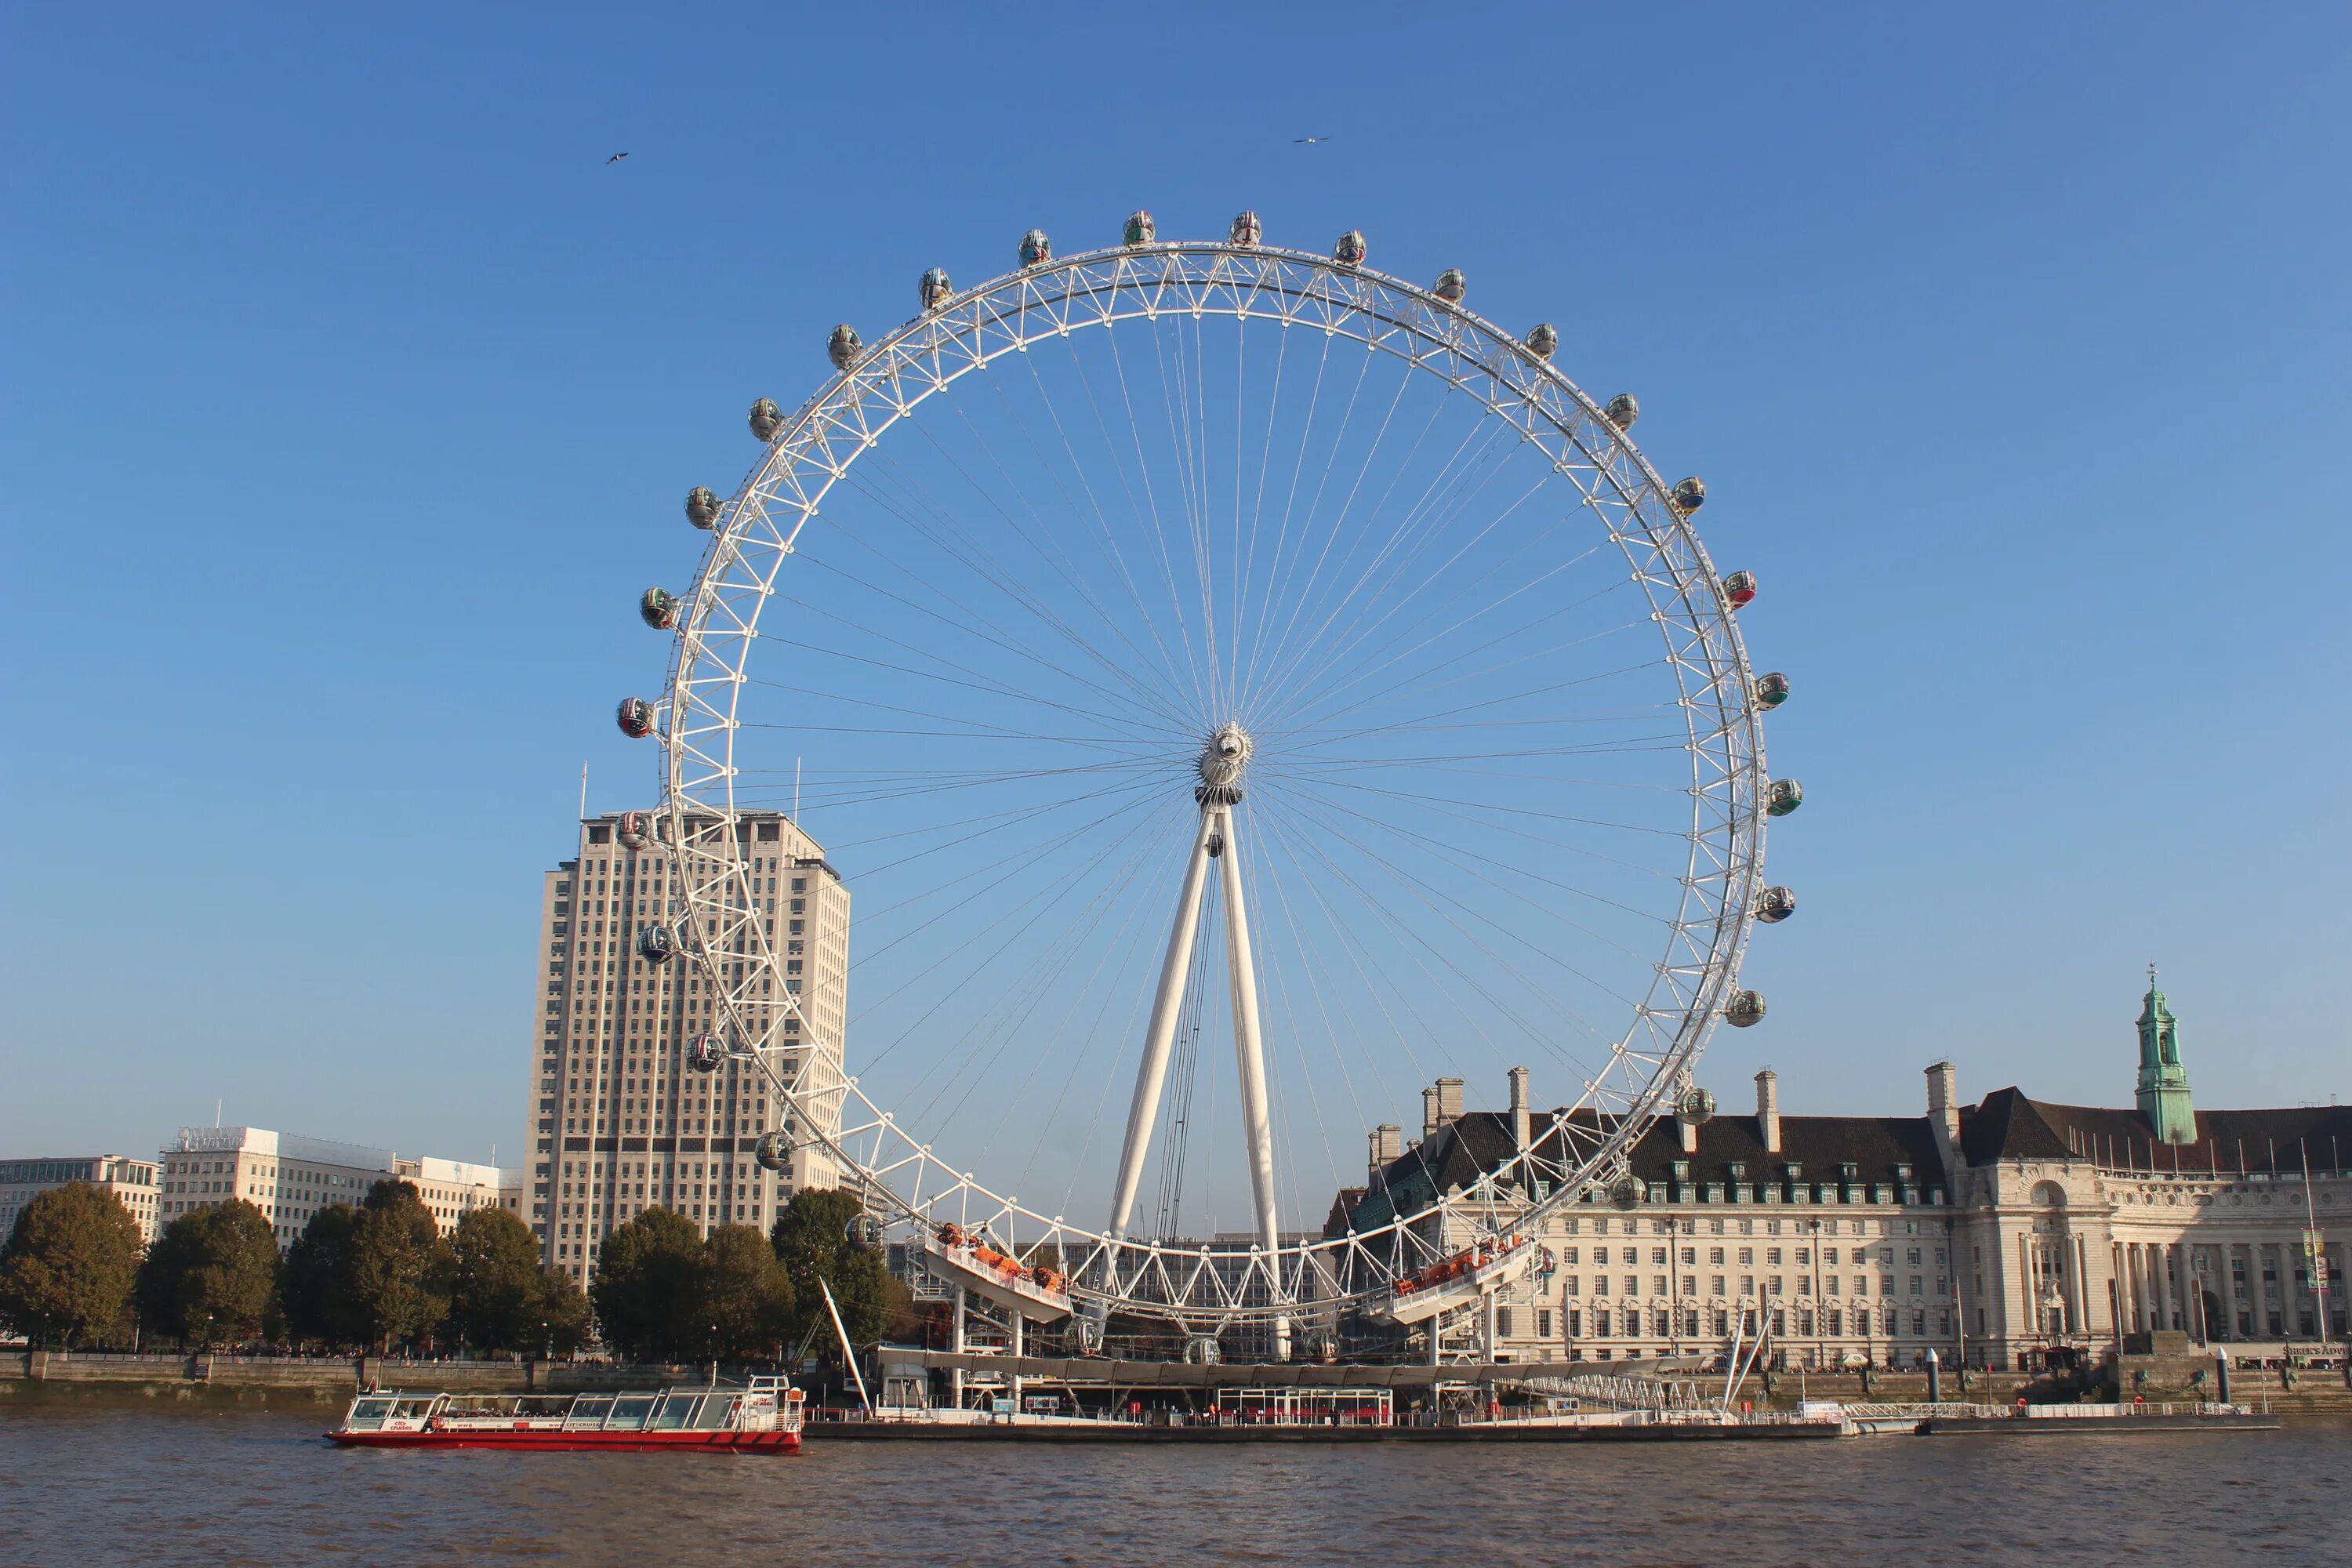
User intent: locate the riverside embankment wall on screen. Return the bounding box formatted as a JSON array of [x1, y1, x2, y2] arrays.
[[0, 1352, 705, 1406]]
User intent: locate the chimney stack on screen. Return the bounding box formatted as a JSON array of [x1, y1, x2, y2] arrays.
[[1926, 1060, 1961, 1174], [1368, 1123, 1401, 1185], [1927, 1061, 1959, 1142], [1436, 1077, 1464, 1128], [1755, 1069, 1781, 1155], [1508, 1066, 1531, 1156], [1422, 1087, 1442, 1139]]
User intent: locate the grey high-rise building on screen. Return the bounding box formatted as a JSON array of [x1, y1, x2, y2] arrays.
[[528, 811, 849, 1281]]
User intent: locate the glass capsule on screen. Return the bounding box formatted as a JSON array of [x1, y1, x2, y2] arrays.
[[640, 586, 678, 630], [1019, 228, 1051, 267], [617, 811, 649, 850], [1755, 885, 1798, 923], [1726, 990, 1768, 1027], [636, 922, 675, 962], [828, 323, 862, 372], [1673, 477, 1707, 513], [685, 486, 721, 528], [1676, 1087, 1717, 1125], [616, 698, 655, 739], [1334, 230, 1367, 265], [845, 1214, 883, 1250], [748, 399, 784, 442], [1432, 268, 1466, 303], [920, 267, 953, 311], [1525, 323, 1559, 360], [1610, 1175, 1647, 1208], [1230, 210, 1262, 247], [754, 1129, 793, 1172], [687, 1032, 724, 1073], [1766, 779, 1803, 818], [1605, 394, 1639, 430], [1123, 210, 1156, 245], [1724, 570, 1758, 608], [1754, 670, 1790, 708]]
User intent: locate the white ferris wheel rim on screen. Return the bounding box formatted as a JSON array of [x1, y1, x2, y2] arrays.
[[649, 236, 1770, 1327]]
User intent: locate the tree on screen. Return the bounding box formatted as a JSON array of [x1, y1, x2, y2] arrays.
[[771, 1188, 895, 1348], [592, 1207, 706, 1362], [535, 1265, 591, 1356], [278, 1203, 363, 1349], [705, 1224, 794, 1363], [136, 1200, 278, 1348], [445, 1207, 547, 1354], [347, 1180, 452, 1353], [0, 1183, 143, 1347]]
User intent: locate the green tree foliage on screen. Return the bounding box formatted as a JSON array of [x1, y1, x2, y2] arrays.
[[347, 1179, 453, 1352], [445, 1207, 553, 1354], [705, 1224, 795, 1362], [591, 1207, 706, 1361], [771, 1188, 895, 1347], [535, 1264, 592, 1356], [278, 1203, 363, 1349], [0, 1183, 143, 1347], [136, 1200, 278, 1347]]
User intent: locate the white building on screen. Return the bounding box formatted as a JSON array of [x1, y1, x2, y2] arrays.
[[1332, 982, 2348, 1370], [526, 811, 850, 1282], [0, 1156, 162, 1244], [157, 1127, 506, 1247]]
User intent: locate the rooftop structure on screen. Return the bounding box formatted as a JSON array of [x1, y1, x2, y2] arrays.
[[0, 1156, 161, 1244], [156, 1127, 510, 1247]]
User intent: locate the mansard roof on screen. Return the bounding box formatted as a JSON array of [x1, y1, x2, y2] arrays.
[[1334, 1086, 2352, 1236], [1960, 1087, 2352, 1173], [1341, 1106, 1948, 1235]]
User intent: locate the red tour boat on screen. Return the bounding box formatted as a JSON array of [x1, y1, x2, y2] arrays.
[[327, 1376, 804, 1453]]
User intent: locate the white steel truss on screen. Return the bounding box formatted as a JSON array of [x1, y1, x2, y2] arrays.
[[643, 238, 1771, 1330]]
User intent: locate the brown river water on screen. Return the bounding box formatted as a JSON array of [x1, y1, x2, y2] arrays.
[[2, 1406, 2345, 1566]]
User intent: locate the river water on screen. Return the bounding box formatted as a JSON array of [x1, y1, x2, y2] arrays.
[[2, 1407, 2345, 1566]]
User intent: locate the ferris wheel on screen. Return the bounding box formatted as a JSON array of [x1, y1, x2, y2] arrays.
[[617, 212, 1798, 1352]]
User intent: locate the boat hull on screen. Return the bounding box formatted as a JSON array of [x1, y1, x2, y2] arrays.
[[327, 1428, 801, 1453]]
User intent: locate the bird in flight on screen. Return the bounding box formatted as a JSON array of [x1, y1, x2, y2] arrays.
[[605, 152, 630, 165], [1294, 136, 1331, 143]]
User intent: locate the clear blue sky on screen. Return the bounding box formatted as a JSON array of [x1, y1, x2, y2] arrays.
[[5, 2, 2347, 1170]]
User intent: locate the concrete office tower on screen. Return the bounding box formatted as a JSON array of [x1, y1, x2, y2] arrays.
[[526, 811, 850, 1281], [155, 1128, 507, 1247], [0, 1156, 162, 1243]]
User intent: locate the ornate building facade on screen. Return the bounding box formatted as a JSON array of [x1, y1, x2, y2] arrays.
[[1330, 982, 2347, 1369]]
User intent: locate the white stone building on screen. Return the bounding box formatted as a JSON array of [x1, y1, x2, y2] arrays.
[[0, 1156, 162, 1244], [525, 811, 850, 1282], [1330, 982, 2347, 1370], [156, 1127, 506, 1247]]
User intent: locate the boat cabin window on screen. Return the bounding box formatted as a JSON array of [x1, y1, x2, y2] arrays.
[[610, 1395, 657, 1425], [651, 1395, 701, 1429], [566, 1396, 615, 1428]]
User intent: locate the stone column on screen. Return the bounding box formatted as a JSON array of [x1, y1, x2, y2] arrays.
[[2252, 1241, 2274, 1342], [2017, 1232, 2036, 1353]]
